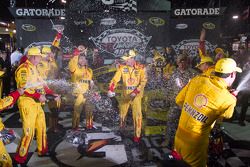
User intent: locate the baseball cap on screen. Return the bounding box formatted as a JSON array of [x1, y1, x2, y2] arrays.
[[121, 49, 137, 61], [196, 56, 214, 67], [215, 58, 242, 73], [27, 47, 45, 57]]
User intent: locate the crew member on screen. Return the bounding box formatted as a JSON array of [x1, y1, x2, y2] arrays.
[[0, 71, 24, 167], [108, 49, 147, 143], [69, 47, 94, 130], [174, 58, 241, 167], [14, 47, 60, 164]]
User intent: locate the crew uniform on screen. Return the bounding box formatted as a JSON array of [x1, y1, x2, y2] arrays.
[[37, 46, 60, 132], [68, 51, 94, 129], [109, 59, 147, 141], [14, 47, 54, 163], [174, 58, 241, 167], [0, 75, 21, 167]]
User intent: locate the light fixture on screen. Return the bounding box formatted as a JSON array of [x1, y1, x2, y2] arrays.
[[60, 17, 65, 20], [61, 0, 66, 4], [232, 15, 239, 19], [0, 37, 2, 40], [0, 22, 7, 26], [80, 29, 83, 33], [5, 28, 9, 31], [13, 30, 16, 33], [11, 21, 14, 24]]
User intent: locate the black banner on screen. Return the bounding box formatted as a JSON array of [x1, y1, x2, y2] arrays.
[[69, 0, 137, 12], [170, 17, 221, 56]]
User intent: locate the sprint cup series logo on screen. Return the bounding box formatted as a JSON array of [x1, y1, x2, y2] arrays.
[[90, 29, 152, 57], [172, 39, 217, 56]]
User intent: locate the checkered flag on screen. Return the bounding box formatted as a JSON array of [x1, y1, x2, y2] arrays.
[[111, 0, 137, 12]]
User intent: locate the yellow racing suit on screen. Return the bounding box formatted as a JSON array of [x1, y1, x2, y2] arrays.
[[37, 60, 49, 80], [14, 60, 54, 163], [69, 55, 94, 129], [0, 91, 21, 167], [109, 64, 147, 139], [174, 75, 236, 167]]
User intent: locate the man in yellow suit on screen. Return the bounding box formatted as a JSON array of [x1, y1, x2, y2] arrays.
[[69, 47, 94, 130], [174, 58, 241, 167], [0, 71, 24, 167], [108, 50, 147, 143], [14, 47, 60, 164], [37, 46, 60, 133]]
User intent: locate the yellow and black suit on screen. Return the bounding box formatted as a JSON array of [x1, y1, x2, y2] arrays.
[[68, 55, 94, 129], [175, 75, 236, 167], [0, 91, 21, 167], [14, 60, 54, 163], [109, 64, 147, 139]]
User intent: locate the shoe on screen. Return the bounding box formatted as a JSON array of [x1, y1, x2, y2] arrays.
[[133, 137, 140, 143], [239, 121, 246, 126]]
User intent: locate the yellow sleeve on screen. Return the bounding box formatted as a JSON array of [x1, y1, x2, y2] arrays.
[[137, 67, 147, 92], [15, 66, 28, 88], [109, 66, 122, 90], [175, 82, 190, 107], [0, 96, 15, 111], [68, 56, 78, 73], [221, 101, 236, 119]]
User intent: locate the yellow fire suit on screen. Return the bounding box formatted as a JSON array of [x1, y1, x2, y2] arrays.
[[109, 64, 147, 138], [37, 60, 49, 80], [68, 55, 94, 129], [0, 91, 21, 167], [174, 75, 236, 167], [14, 60, 54, 163]]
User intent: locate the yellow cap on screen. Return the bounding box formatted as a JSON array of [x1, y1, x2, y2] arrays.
[[41, 46, 51, 54], [0, 71, 5, 77], [121, 49, 137, 61], [27, 47, 42, 56], [215, 48, 224, 55], [196, 56, 214, 67], [215, 58, 242, 73]]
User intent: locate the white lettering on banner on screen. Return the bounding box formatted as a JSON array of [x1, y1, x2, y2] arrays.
[[15, 8, 65, 17], [172, 39, 217, 56], [102, 0, 114, 5], [174, 8, 220, 16], [90, 29, 151, 57]]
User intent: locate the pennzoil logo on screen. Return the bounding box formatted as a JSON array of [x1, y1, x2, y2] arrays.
[[21, 24, 36, 32], [202, 22, 215, 30], [149, 17, 165, 27]]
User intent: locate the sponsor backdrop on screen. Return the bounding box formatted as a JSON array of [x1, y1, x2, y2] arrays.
[[66, 11, 169, 58], [170, 17, 221, 56], [15, 19, 63, 48], [15, 11, 221, 59]]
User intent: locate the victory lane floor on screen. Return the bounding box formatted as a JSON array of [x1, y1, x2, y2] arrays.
[[1, 106, 250, 167]]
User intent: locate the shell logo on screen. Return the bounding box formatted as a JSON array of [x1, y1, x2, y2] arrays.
[[194, 94, 207, 108]]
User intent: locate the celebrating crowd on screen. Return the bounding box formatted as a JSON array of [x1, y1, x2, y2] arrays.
[[0, 28, 249, 167]]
